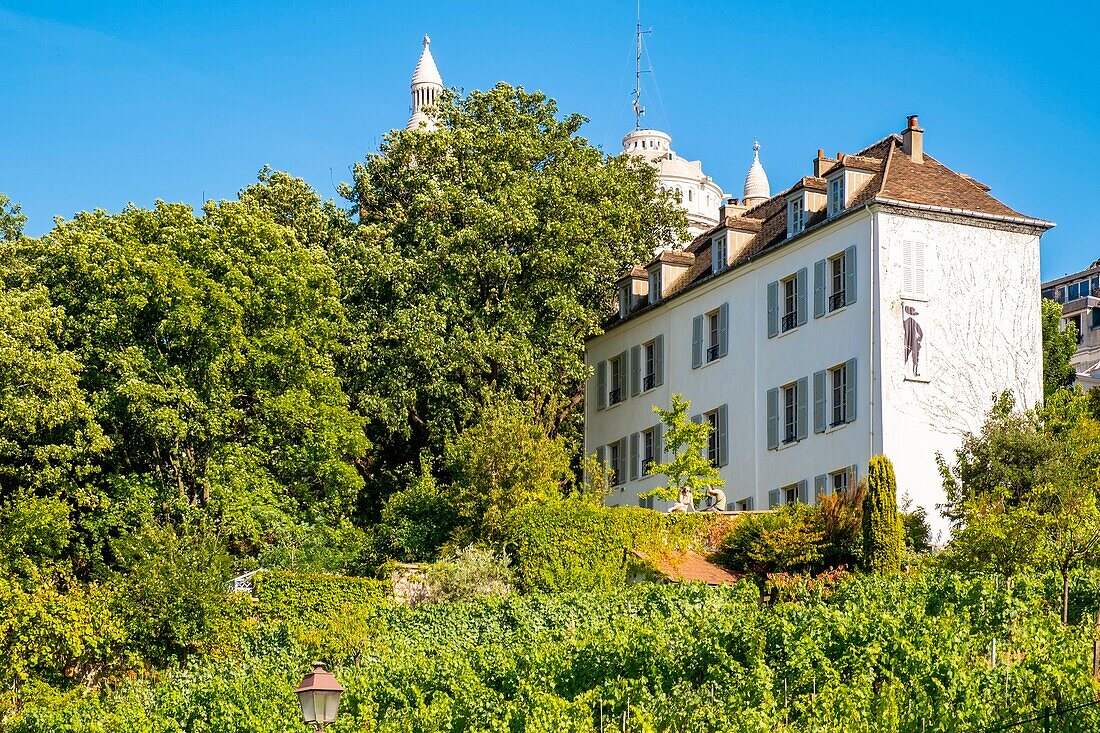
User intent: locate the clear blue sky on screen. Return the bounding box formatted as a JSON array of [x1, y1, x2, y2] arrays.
[[2, 0, 1096, 280]]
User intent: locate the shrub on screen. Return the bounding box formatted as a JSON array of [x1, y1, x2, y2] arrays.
[[863, 455, 902, 573], [415, 545, 514, 605], [252, 570, 390, 626]]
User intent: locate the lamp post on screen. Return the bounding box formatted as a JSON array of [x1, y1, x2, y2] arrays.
[[295, 662, 344, 731]]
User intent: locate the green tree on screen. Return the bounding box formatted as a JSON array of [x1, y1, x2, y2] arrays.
[[337, 84, 686, 498], [862, 455, 902, 573], [936, 492, 1045, 586], [1042, 298, 1077, 397], [1031, 482, 1100, 625], [0, 193, 26, 241], [643, 393, 723, 502]]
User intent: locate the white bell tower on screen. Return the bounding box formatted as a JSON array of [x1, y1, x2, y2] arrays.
[[407, 35, 443, 131]]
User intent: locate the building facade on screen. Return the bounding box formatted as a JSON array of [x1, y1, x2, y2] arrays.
[[1042, 259, 1100, 389], [586, 117, 1051, 534]]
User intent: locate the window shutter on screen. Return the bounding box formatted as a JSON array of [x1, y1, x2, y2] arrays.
[[691, 413, 702, 424], [766, 387, 779, 450], [630, 345, 642, 396], [815, 473, 828, 499], [768, 488, 781, 509], [813, 369, 827, 433], [596, 361, 607, 410], [914, 241, 926, 296], [796, 268, 808, 326], [814, 259, 826, 318], [844, 245, 857, 305], [850, 464, 859, 491], [845, 357, 857, 423], [718, 303, 730, 358], [654, 423, 664, 463], [711, 238, 721, 273], [767, 281, 779, 338], [629, 432, 640, 481], [796, 376, 809, 441], [744, 496, 755, 511], [596, 445, 606, 471], [618, 437, 628, 483], [617, 350, 629, 397], [653, 335, 665, 386], [797, 479, 810, 505], [717, 404, 729, 467], [692, 315, 704, 368], [902, 241, 915, 294]]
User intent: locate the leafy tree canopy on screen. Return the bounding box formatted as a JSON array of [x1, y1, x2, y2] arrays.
[[1041, 298, 1077, 397]]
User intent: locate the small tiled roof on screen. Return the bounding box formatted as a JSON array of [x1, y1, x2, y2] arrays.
[[648, 250, 695, 266], [616, 265, 649, 282], [633, 549, 740, 585]]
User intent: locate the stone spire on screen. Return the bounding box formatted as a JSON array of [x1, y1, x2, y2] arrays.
[[407, 35, 443, 131], [742, 140, 771, 208]]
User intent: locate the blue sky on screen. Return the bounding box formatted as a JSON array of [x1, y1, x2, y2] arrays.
[[1, 1, 1096, 280]]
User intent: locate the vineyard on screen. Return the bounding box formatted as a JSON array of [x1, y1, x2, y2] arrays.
[[7, 571, 1100, 732]]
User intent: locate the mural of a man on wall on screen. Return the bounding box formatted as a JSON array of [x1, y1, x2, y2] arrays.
[[903, 305, 923, 377]]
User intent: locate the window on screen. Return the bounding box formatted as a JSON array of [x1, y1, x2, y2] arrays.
[[648, 269, 661, 304], [619, 284, 633, 318], [1092, 308, 1100, 330], [702, 405, 728, 467], [1069, 315, 1083, 344], [828, 176, 845, 216], [782, 276, 798, 332], [830, 363, 847, 427], [829, 252, 846, 311], [642, 428, 656, 474], [711, 235, 728, 274], [638, 496, 655, 509], [608, 355, 624, 405], [707, 311, 721, 362], [1070, 282, 1080, 301], [784, 483, 799, 505], [609, 441, 622, 486], [706, 411, 720, 466], [783, 384, 798, 444], [902, 241, 927, 298], [735, 497, 754, 511], [830, 468, 851, 495], [693, 305, 728, 367], [643, 340, 656, 390], [788, 197, 805, 235]]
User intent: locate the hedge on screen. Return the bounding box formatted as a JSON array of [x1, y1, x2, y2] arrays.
[[252, 571, 391, 625]]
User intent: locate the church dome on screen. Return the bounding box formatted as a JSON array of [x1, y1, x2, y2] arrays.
[[411, 35, 443, 88], [407, 35, 444, 131], [742, 140, 770, 205]]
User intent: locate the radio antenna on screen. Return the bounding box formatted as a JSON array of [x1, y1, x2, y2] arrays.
[[632, 0, 652, 130]]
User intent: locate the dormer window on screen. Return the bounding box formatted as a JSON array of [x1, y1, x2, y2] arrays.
[[711, 234, 728, 274], [788, 197, 805, 235], [619, 284, 633, 318], [828, 175, 845, 217], [648, 269, 661, 304]]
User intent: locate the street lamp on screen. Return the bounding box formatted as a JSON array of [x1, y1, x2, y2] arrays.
[[295, 662, 344, 731]]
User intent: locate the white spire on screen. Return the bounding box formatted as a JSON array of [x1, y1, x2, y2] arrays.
[[407, 35, 443, 131], [742, 140, 770, 206]]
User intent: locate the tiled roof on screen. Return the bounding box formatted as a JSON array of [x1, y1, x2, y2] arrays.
[[633, 549, 741, 585], [616, 265, 649, 282], [600, 125, 1050, 333]]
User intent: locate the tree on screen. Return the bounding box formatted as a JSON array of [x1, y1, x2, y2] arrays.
[[936, 492, 1045, 587], [643, 394, 723, 502], [862, 455, 902, 573], [1042, 298, 1077, 397], [336, 84, 686, 497], [0, 193, 26, 242], [1031, 482, 1100, 626]]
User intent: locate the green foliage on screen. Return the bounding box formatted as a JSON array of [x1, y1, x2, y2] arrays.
[[1042, 298, 1078, 397], [252, 570, 390, 627], [0, 193, 26, 241], [417, 545, 514, 605], [374, 456, 461, 562], [336, 83, 686, 493], [862, 455, 901, 573], [445, 397, 571, 542], [643, 393, 723, 502], [12, 573, 1100, 732], [719, 503, 824, 576], [502, 497, 719, 592]]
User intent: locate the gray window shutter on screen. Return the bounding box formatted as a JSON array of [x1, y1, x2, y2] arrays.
[[766, 387, 779, 450], [629, 432, 640, 481], [691, 315, 703, 368], [717, 403, 729, 467], [815, 473, 828, 499], [796, 267, 808, 326], [744, 496, 755, 511], [617, 437, 628, 483], [596, 361, 607, 410], [768, 488, 781, 509], [617, 350, 629, 398], [814, 259, 826, 318], [691, 413, 702, 424], [845, 245, 857, 306], [850, 463, 859, 490], [767, 281, 779, 338], [630, 345, 642, 396], [797, 479, 810, 504], [796, 376, 809, 441], [718, 303, 729, 358], [845, 357, 857, 423], [653, 335, 665, 386], [654, 422, 664, 463], [595, 445, 606, 471], [813, 369, 827, 433]]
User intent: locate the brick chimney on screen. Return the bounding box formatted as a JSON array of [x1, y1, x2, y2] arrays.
[[813, 149, 837, 177], [901, 115, 924, 163]]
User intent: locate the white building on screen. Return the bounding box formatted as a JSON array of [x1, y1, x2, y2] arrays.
[[622, 128, 729, 240], [586, 116, 1052, 532], [407, 35, 443, 131], [1042, 259, 1100, 389]]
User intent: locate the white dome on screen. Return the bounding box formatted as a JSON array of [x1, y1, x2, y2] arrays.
[[407, 35, 444, 131], [411, 35, 443, 87], [742, 140, 770, 203]]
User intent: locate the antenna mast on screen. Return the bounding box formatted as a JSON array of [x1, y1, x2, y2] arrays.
[[632, 0, 651, 130]]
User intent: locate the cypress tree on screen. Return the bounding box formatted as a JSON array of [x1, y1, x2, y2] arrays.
[[862, 455, 902, 573]]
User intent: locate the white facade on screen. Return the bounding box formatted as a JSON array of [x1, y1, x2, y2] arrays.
[[586, 163, 1047, 536]]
